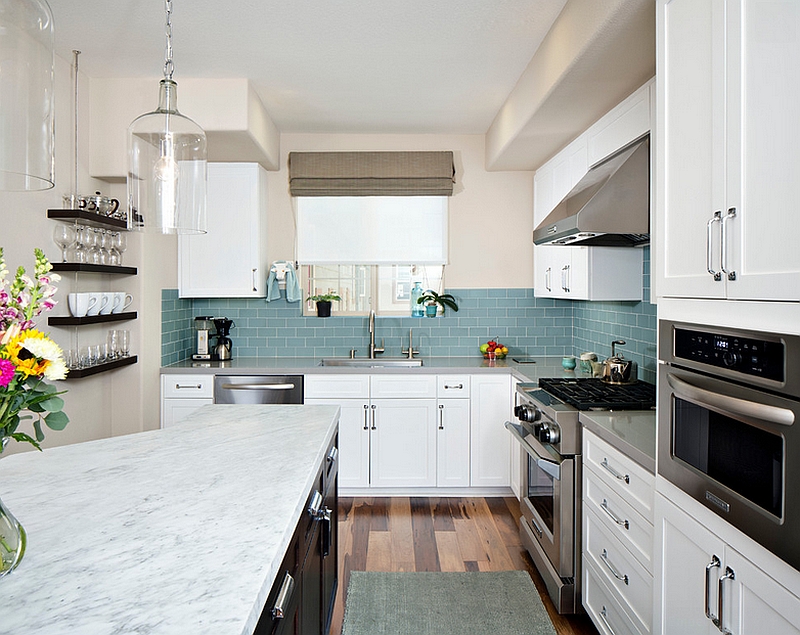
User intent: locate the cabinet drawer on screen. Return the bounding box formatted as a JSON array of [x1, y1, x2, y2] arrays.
[[305, 374, 370, 399], [584, 557, 644, 635], [584, 431, 654, 522], [437, 375, 470, 397], [584, 507, 653, 634], [162, 374, 214, 398], [371, 374, 436, 399], [584, 467, 654, 574]]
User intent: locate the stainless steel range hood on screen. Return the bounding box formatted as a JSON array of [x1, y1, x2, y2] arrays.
[[533, 136, 649, 247]]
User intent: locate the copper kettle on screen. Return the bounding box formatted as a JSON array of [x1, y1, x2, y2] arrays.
[[601, 340, 638, 384]]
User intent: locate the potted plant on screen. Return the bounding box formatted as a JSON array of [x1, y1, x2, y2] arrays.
[[308, 293, 341, 318], [416, 290, 459, 317]]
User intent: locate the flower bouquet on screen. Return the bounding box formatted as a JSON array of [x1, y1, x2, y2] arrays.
[[0, 248, 69, 452]]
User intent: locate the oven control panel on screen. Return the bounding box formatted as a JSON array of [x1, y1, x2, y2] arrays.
[[674, 327, 784, 382]]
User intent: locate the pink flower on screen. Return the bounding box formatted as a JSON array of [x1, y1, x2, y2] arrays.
[[0, 359, 15, 387]]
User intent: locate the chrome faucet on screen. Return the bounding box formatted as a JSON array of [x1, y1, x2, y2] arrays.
[[368, 310, 385, 358], [402, 328, 419, 359]]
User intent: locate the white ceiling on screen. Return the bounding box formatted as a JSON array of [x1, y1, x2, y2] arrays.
[[49, 0, 569, 134]]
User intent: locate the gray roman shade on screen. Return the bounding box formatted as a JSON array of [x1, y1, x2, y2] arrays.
[[288, 151, 455, 196]]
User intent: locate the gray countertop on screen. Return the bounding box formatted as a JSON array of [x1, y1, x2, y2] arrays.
[[0, 404, 339, 635], [579, 409, 656, 473]]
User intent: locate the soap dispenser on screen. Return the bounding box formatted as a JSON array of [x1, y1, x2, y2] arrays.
[[410, 281, 424, 317]]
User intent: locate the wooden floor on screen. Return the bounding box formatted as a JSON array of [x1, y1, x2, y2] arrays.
[[330, 496, 599, 635]]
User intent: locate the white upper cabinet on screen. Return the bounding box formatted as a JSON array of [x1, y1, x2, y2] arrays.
[[656, 0, 800, 301], [179, 162, 268, 298], [533, 81, 650, 302]]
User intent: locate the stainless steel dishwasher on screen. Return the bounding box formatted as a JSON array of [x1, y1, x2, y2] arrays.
[[213, 375, 304, 404]]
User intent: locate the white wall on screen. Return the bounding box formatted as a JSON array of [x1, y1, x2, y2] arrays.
[[268, 134, 534, 289]]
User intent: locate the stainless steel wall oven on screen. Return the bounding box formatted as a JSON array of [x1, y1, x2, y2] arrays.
[[658, 320, 800, 571]]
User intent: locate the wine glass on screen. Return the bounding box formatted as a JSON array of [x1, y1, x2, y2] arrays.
[[53, 224, 76, 262], [113, 232, 128, 264]]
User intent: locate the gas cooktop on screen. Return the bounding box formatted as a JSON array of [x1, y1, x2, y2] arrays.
[[538, 377, 656, 411]]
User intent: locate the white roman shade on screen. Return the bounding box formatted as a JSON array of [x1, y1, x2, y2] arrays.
[[288, 151, 455, 197], [296, 196, 448, 264]]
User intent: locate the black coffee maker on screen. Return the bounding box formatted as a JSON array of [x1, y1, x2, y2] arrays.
[[212, 318, 235, 361]]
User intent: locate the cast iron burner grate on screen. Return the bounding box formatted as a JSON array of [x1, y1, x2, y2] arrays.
[[538, 378, 656, 411]]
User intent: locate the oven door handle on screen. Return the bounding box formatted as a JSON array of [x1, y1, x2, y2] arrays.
[[667, 373, 795, 427], [504, 421, 561, 480]]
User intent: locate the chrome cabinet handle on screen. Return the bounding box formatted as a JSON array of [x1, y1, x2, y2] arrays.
[[252, 268, 258, 292], [600, 549, 629, 585], [175, 383, 202, 390], [271, 572, 295, 620], [308, 490, 323, 517], [326, 446, 338, 465], [721, 207, 737, 281], [705, 555, 721, 624], [321, 505, 333, 557], [599, 606, 618, 635], [600, 458, 630, 484], [707, 211, 722, 281], [600, 499, 629, 530], [363, 404, 369, 430], [438, 403, 444, 430], [717, 566, 735, 634], [561, 264, 570, 292], [371, 404, 376, 430], [443, 384, 463, 390], [545, 267, 552, 292]]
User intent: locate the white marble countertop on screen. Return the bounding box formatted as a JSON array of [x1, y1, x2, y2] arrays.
[[0, 404, 339, 635], [579, 409, 656, 472]]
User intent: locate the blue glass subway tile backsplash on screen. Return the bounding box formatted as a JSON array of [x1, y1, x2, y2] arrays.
[[163, 248, 657, 383]]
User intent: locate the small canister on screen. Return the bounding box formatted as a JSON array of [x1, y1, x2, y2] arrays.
[[580, 352, 598, 373]]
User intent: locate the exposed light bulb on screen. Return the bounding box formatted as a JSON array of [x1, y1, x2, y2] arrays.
[[154, 154, 179, 182]]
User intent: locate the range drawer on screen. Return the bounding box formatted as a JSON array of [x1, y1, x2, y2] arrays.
[[437, 375, 470, 398], [584, 506, 653, 635], [583, 430, 655, 522], [583, 557, 644, 635], [584, 467, 654, 573], [162, 374, 214, 398]]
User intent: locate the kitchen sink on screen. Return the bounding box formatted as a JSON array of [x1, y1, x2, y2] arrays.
[[319, 358, 423, 367]]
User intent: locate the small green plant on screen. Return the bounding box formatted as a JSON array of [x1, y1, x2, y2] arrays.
[[308, 293, 341, 303], [417, 290, 459, 316]]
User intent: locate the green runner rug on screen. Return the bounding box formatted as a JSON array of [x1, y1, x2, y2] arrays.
[[341, 570, 558, 635]]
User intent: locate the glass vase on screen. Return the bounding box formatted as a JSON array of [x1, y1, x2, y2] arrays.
[[0, 495, 26, 578]]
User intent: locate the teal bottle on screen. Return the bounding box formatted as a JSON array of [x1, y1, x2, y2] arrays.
[[410, 282, 424, 317]]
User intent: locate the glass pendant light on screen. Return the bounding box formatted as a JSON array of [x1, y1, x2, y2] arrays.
[[127, 0, 206, 234], [0, 0, 55, 191]]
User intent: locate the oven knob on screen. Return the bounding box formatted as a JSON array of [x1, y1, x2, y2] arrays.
[[514, 404, 541, 423], [723, 351, 741, 367], [540, 424, 560, 444]]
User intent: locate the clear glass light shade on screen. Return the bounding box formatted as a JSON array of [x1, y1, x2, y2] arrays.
[[0, 0, 55, 191], [127, 79, 207, 234]]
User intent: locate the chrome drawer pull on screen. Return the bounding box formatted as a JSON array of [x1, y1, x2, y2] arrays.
[[718, 566, 735, 635], [600, 549, 629, 585], [443, 384, 463, 390], [271, 572, 295, 620], [175, 383, 202, 390], [705, 555, 721, 624], [599, 606, 618, 635], [600, 458, 630, 484], [308, 490, 323, 517], [600, 499, 629, 530], [326, 446, 338, 465]]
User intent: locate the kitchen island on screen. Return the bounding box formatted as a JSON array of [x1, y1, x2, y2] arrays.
[[0, 404, 339, 635]]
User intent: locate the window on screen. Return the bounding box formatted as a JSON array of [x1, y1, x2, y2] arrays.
[[302, 264, 444, 316]]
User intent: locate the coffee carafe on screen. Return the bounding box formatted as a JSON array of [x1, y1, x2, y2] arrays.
[[213, 318, 235, 361]]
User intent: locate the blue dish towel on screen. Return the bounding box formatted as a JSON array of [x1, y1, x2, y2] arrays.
[[266, 261, 302, 303]]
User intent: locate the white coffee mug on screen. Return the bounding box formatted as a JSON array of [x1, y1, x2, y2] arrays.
[[86, 292, 107, 317], [68, 292, 97, 318], [99, 292, 116, 315], [111, 292, 133, 314]]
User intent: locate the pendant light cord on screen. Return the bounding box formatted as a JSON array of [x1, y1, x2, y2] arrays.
[[163, 0, 174, 80]]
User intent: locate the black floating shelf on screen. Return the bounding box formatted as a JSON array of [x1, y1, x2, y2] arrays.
[[47, 209, 128, 230], [65, 355, 137, 379], [48, 312, 137, 327], [51, 263, 137, 275]]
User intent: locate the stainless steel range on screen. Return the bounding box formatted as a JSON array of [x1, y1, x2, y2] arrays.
[[506, 378, 656, 614]]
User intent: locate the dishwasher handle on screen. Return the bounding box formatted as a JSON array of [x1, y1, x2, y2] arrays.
[[219, 383, 296, 391]]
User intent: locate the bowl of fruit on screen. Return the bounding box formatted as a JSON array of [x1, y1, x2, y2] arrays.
[[479, 340, 508, 359]]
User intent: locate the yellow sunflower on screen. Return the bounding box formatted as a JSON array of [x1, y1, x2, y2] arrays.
[[1, 329, 61, 379]]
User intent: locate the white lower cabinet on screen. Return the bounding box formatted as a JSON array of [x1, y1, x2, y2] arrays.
[[583, 429, 654, 635], [655, 491, 800, 635], [436, 375, 471, 488], [470, 374, 512, 488], [160, 374, 214, 427]]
